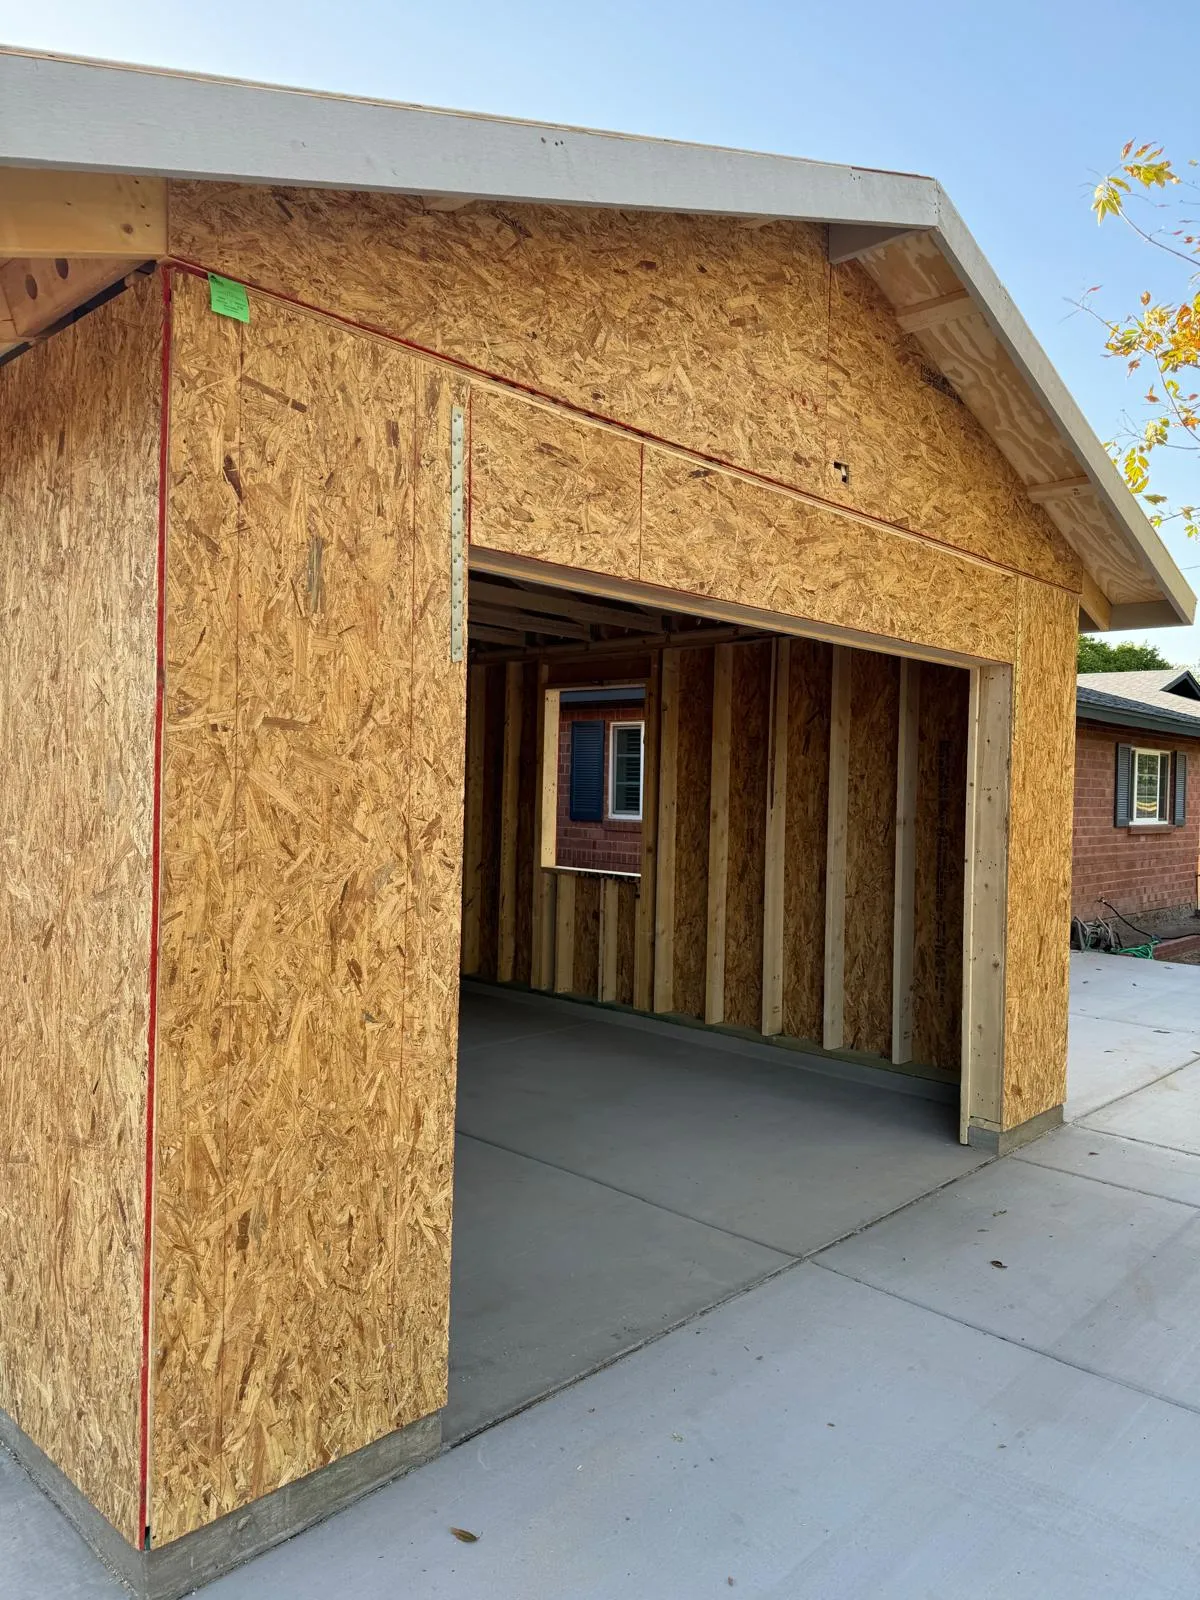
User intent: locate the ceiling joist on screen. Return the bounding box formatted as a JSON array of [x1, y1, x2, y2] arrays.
[[469, 600, 592, 641], [470, 577, 664, 633]]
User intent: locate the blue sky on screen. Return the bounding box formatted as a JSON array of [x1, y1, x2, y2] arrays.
[[3, 0, 1199, 657]]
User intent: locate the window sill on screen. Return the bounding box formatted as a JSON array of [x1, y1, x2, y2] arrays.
[[1128, 821, 1172, 832]]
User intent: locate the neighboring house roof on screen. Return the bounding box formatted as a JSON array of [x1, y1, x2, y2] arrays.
[[0, 46, 1193, 632], [1077, 670, 1200, 737]]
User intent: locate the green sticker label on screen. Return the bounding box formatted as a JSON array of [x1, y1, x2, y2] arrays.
[[208, 274, 250, 323]]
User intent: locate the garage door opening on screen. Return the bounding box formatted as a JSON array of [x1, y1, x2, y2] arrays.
[[447, 564, 984, 1442]]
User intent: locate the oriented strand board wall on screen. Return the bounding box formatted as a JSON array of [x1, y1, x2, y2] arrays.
[[0, 279, 162, 1542], [824, 264, 1079, 588], [637, 449, 1020, 665], [151, 271, 465, 1542], [169, 185, 1081, 597], [1002, 582, 1078, 1124], [471, 390, 642, 581]]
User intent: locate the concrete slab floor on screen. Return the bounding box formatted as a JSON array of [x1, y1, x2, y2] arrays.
[[446, 1135, 788, 1442], [454, 989, 985, 1260], [447, 988, 985, 1440]]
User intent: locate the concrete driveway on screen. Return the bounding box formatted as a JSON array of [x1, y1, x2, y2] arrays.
[[7, 954, 1200, 1599]]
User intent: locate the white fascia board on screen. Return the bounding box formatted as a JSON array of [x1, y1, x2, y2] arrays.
[[933, 191, 1195, 626], [0, 49, 940, 228]]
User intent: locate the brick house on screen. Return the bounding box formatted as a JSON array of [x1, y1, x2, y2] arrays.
[[555, 687, 645, 874], [1074, 669, 1200, 924]]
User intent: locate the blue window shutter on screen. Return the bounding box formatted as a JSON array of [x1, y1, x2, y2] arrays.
[[1174, 752, 1188, 827], [1114, 744, 1133, 827], [570, 721, 604, 822]]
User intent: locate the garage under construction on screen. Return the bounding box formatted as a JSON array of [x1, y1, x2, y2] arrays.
[[0, 46, 1193, 1600]]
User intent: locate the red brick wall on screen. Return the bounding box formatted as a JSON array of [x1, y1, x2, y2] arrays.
[[1072, 718, 1200, 920], [556, 703, 643, 874]]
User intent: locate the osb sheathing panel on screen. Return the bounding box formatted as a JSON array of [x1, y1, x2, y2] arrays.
[[0, 278, 161, 1541], [843, 650, 900, 1057], [150, 275, 242, 1533], [1002, 581, 1076, 1125], [639, 451, 1019, 665], [170, 184, 1084, 596], [401, 354, 468, 1422], [671, 646, 715, 1019], [781, 639, 832, 1043], [912, 664, 969, 1075], [825, 264, 1082, 591], [152, 274, 463, 1542], [723, 643, 772, 1031], [470, 389, 642, 581], [169, 186, 829, 501]]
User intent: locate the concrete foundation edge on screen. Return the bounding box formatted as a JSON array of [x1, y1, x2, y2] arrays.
[[0, 1406, 442, 1600], [967, 1103, 1064, 1155]]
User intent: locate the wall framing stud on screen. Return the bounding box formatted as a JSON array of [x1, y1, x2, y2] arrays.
[[449, 404, 465, 663], [823, 646, 852, 1051], [891, 659, 920, 1064]]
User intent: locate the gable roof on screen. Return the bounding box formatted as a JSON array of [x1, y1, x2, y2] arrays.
[[0, 45, 1193, 632], [1077, 669, 1200, 736]]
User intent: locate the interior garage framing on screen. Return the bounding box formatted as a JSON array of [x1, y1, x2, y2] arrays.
[[460, 558, 983, 1121]]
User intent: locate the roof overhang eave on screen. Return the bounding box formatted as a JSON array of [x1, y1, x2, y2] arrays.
[[0, 48, 943, 228], [931, 197, 1195, 630]]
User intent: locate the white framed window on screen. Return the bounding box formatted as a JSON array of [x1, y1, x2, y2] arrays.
[[608, 721, 644, 820], [1133, 748, 1171, 823]]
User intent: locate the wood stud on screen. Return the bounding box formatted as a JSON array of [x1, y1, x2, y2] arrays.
[[653, 650, 681, 1012], [633, 655, 661, 1010], [823, 646, 852, 1050], [530, 668, 558, 988], [461, 664, 487, 974], [761, 638, 790, 1035], [704, 643, 734, 1025], [891, 660, 920, 1064], [960, 663, 1012, 1140], [497, 662, 523, 981], [600, 878, 620, 1001]]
